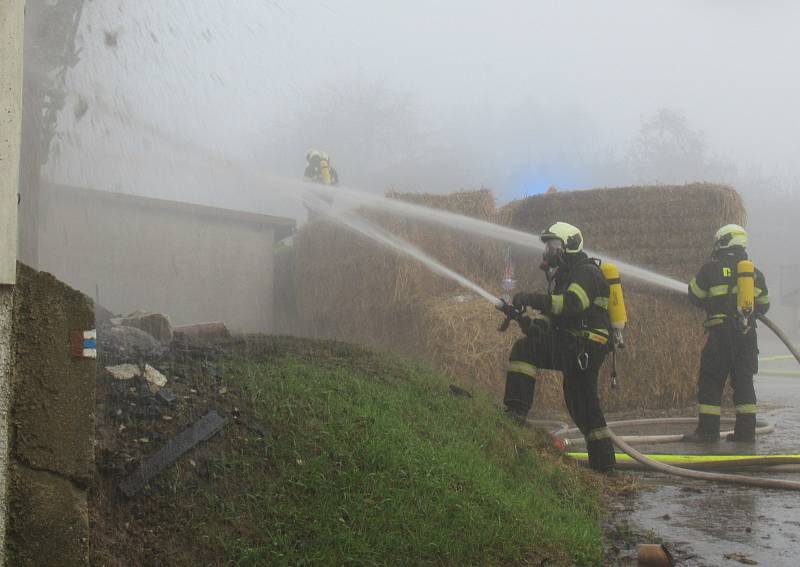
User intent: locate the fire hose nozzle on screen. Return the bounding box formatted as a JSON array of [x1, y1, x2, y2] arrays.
[[496, 299, 522, 332]]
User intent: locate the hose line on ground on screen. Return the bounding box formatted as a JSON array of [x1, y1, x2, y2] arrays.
[[758, 314, 800, 366], [562, 417, 774, 448], [759, 355, 796, 363], [519, 306, 800, 489], [599, 316, 800, 488], [608, 431, 800, 491]]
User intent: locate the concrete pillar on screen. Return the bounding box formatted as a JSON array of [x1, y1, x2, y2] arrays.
[[0, 2, 25, 566], [1, 0, 23, 283]]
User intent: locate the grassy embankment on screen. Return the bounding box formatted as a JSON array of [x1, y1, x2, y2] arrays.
[[98, 337, 604, 566]]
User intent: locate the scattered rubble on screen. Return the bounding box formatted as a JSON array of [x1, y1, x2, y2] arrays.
[[106, 363, 140, 381], [99, 324, 166, 363], [156, 388, 177, 405], [94, 333, 255, 500], [119, 312, 174, 344], [143, 364, 168, 391]]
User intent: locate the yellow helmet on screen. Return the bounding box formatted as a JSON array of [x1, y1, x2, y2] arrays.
[[714, 224, 747, 251], [540, 221, 583, 253]]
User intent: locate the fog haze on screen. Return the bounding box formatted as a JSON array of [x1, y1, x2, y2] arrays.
[[41, 0, 800, 324]]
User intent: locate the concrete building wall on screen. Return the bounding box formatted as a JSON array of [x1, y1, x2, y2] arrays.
[[1, 0, 23, 285], [36, 184, 293, 333]]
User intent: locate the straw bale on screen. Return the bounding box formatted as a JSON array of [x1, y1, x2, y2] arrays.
[[292, 190, 503, 354], [419, 291, 706, 414], [387, 188, 497, 221], [502, 183, 745, 284], [421, 298, 518, 394]]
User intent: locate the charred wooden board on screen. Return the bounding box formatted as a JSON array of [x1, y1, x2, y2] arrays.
[[118, 411, 227, 497]]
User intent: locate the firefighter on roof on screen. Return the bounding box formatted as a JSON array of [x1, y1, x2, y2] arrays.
[[304, 149, 339, 186], [303, 149, 339, 221]]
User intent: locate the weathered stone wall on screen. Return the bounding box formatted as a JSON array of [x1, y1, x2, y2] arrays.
[[0, 288, 14, 567], [5, 263, 94, 567]]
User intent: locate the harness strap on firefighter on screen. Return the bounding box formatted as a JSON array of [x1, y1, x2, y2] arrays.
[[610, 349, 619, 388], [568, 328, 610, 345], [704, 314, 728, 328]]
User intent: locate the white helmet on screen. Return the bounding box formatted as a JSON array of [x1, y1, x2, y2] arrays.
[[714, 224, 747, 251], [540, 221, 583, 253]]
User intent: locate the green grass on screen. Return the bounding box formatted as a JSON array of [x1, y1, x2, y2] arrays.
[[184, 338, 604, 566]]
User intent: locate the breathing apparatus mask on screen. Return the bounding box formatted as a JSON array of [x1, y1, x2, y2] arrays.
[[540, 239, 564, 271]]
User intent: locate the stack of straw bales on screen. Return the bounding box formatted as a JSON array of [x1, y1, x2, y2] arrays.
[[292, 184, 746, 414], [502, 183, 745, 284]]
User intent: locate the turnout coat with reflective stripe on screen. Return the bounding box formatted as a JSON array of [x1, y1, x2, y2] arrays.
[[545, 253, 612, 342], [688, 248, 770, 326]]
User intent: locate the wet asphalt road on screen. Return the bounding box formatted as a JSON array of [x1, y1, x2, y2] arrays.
[[628, 340, 800, 567]]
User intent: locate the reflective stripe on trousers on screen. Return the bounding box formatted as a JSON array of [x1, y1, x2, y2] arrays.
[[587, 426, 611, 441], [699, 403, 721, 415], [508, 360, 537, 378]]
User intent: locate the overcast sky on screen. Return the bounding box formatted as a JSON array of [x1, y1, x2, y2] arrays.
[[41, 0, 799, 235], [34, 0, 800, 325]]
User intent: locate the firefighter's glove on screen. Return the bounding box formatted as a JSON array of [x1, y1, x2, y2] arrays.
[[517, 315, 532, 335], [519, 316, 549, 339], [517, 316, 538, 338], [512, 291, 550, 312], [496, 299, 515, 318]]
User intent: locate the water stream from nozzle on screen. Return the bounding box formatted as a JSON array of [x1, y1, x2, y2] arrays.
[[301, 182, 687, 293], [82, 99, 688, 294], [305, 197, 503, 307]]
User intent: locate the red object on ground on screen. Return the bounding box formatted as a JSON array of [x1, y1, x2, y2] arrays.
[[552, 435, 567, 452]]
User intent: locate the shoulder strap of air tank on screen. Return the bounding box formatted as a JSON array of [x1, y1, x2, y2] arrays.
[[576, 257, 602, 269]]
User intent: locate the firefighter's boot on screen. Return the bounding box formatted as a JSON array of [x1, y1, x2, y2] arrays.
[[682, 414, 720, 443], [587, 438, 616, 472], [726, 413, 757, 442], [503, 370, 535, 425]]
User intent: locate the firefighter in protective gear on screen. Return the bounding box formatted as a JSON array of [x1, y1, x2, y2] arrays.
[[304, 149, 339, 185], [683, 224, 770, 443], [303, 149, 339, 221], [504, 222, 616, 471]]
